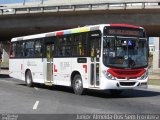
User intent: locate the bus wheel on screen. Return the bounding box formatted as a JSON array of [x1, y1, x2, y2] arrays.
[[25, 70, 34, 87], [110, 90, 123, 96], [73, 74, 84, 95]]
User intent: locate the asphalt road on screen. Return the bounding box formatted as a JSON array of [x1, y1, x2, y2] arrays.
[[0, 75, 160, 120]]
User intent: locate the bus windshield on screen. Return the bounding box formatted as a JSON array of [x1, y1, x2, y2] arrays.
[[103, 37, 148, 68]]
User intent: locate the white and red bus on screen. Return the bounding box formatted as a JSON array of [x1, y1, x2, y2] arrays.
[[9, 24, 148, 95]]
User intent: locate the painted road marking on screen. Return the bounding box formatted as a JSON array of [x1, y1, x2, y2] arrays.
[[33, 101, 39, 110]]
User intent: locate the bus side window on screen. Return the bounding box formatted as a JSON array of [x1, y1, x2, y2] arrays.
[[16, 42, 24, 57], [35, 40, 42, 57], [78, 34, 87, 56], [57, 37, 63, 57], [71, 33, 87, 57], [25, 41, 34, 57]]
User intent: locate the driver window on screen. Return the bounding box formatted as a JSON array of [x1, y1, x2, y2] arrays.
[[103, 37, 116, 58]]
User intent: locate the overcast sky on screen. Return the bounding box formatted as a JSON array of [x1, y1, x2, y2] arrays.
[[0, 0, 23, 4], [0, 0, 46, 4]]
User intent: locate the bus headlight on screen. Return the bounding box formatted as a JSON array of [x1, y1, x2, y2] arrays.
[[138, 71, 148, 80], [103, 71, 116, 80]]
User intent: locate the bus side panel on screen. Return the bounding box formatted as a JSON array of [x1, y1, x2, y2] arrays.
[[54, 58, 71, 86], [71, 58, 89, 88], [23, 58, 44, 84], [9, 59, 23, 80]]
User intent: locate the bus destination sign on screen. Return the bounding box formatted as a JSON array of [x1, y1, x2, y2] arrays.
[[105, 28, 144, 37]]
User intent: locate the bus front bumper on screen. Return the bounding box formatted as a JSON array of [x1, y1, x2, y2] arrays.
[[100, 76, 148, 90]]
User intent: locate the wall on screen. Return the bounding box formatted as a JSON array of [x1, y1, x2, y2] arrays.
[[153, 37, 160, 70], [1, 41, 9, 63]]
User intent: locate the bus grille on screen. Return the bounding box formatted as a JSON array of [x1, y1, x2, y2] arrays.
[[119, 82, 136, 86], [107, 68, 146, 79]]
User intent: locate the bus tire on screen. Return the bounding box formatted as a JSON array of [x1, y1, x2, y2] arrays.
[[25, 70, 34, 87], [110, 90, 123, 96], [72, 74, 84, 95]]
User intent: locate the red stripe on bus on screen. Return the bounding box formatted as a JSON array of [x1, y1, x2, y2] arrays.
[[56, 31, 64, 36], [110, 24, 140, 28], [83, 65, 87, 73], [54, 64, 58, 72]]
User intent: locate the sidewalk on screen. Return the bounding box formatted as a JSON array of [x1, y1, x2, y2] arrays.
[[149, 68, 160, 80], [149, 74, 160, 79], [148, 85, 160, 89]]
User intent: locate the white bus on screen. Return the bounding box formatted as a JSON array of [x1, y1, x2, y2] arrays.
[[9, 24, 148, 95]]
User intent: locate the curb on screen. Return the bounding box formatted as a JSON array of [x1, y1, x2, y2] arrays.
[[148, 85, 160, 90]]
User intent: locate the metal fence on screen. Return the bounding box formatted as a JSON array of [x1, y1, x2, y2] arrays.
[[1, 0, 160, 15], [1, 0, 160, 5]]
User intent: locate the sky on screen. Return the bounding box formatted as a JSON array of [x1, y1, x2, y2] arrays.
[[0, 0, 46, 4], [0, 0, 25, 4]]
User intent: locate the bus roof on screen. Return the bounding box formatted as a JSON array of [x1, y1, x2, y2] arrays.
[[11, 24, 143, 42]]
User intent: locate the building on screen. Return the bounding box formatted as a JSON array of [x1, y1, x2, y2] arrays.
[[151, 37, 160, 70], [149, 44, 155, 53]]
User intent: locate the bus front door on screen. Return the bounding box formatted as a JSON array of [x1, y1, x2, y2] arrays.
[[90, 37, 101, 87], [46, 43, 54, 85]]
